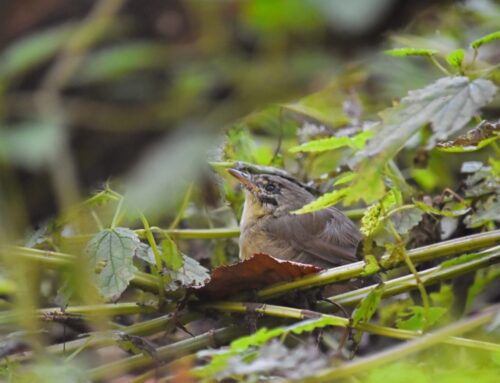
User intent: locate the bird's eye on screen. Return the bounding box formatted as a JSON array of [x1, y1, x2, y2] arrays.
[[264, 184, 276, 193]]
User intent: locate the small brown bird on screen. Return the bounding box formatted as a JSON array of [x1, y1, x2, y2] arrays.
[[228, 168, 362, 269]]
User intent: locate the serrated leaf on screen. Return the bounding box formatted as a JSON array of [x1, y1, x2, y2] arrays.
[[396, 306, 446, 331], [161, 237, 184, 272], [85, 228, 139, 301], [471, 31, 500, 49], [446, 48, 465, 70], [390, 207, 424, 234], [343, 161, 386, 206], [352, 283, 385, 327], [359, 76, 497, 159], [384, 48, 438, 57], [293, 188, 348, 214], [165, 255, 209, 291], [289, 131, 372, 153]]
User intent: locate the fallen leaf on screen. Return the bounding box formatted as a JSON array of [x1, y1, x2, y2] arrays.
[[193, 253, 322, 300]]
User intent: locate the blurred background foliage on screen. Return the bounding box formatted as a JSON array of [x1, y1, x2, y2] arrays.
[[0, 0, 500, 381]]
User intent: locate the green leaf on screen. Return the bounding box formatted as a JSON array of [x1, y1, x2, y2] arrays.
[[0, 120, 65, 169], [396, 306, 446, 331], [384, 48, 438, 57], [197, 315, 345, 379], [0, 23, 75, 81], [293, 188, 348, 214], [446, 49, 465, 70], [85, 228, 139, 301], [361, 255, 380, 276], [343, 161, 386, 206], [161, 237, 184, 272], [334, 171, 355, 186], [352, 283, 385, 327], [289, 131, 372, 153], [471, 31, 500, 49], [73, 42, 167, 85]]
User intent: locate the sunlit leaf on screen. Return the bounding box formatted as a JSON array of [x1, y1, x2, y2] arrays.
[[471, 31, 500, 49], [446, 49, 465, 70], [289, 131, 372, 153], [362, 255, 380, 276], [85, 228, 139, 301], [292, 188, 348, 214], [161, 237, 184, 272], [384, 47, 438, 57]]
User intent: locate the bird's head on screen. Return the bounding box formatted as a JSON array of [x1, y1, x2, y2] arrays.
[[228, 168, 313, 216]]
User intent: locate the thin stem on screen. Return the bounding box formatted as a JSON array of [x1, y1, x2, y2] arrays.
[[429, 55, 451, 76], [386, 219, 430, 321], [110, 196, 125, 228], [169, 183, 193, 230], [139, 214, 166, 301]]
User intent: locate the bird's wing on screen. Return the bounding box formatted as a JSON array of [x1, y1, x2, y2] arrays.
[[262, 207, 362, 267]]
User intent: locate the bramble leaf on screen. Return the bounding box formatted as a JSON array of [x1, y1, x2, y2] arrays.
[[360, 76, 497, 158], [85, 228, 139, 301]]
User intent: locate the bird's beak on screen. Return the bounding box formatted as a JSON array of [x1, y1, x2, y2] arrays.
[[227, 168, 260, 193]]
